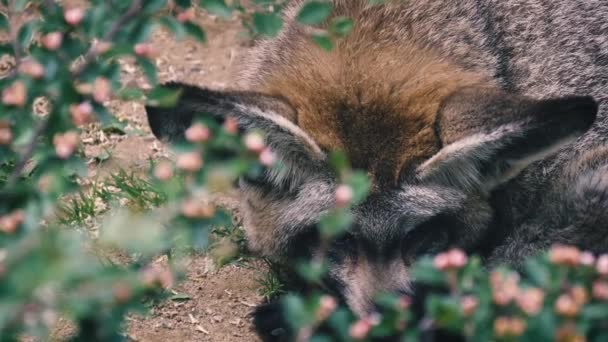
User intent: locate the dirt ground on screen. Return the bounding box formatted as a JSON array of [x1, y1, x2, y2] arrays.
[[48, 7, 266, 342]]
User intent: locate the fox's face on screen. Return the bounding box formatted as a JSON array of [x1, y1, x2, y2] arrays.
[[146, 82, 597, 317]]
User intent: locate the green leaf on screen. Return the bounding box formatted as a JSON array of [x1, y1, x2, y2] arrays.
[[411, 257, 447, 286], [346, 171, 370, 204], [158, 17, 187, 40], [200, 0, 232, 18], [184, 22, 206, 42], [330, 16, 353, 37], [319, 210, 353, 238], [17, 21, 37, 49], [14, 0, 30, 11], [102, 122, 127, 136], [0, 13, 8, 31], [137, 57, 158, 85], [297, 1, 332, 25], [147, 86, 183, 108], [170, 293, 192, 301], [175, 0, 193, 7], [283, 294, 312, 330], [253, 12, 283, 37], [312, 32, 333, 51], [117, 87, 145, 101]]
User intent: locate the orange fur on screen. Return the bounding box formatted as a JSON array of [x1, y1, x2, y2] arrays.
[[253, 7, 490, 186]]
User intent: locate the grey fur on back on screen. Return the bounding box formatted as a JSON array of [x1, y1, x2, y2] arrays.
[[237, 0, 608, 267]]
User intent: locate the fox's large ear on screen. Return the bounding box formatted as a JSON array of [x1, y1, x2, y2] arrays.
[[417, 87, 598, 192], [145, 82, 326, 189]]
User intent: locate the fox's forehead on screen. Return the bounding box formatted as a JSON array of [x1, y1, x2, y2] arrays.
[[248, 35, 486, 186]]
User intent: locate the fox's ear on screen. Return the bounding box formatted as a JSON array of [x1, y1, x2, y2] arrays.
[[145, 82, 326, 189], [417, 87, 598, 192]]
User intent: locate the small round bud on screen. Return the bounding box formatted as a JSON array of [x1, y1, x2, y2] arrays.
[[134, 43, 158, 59], [316, 295, 337, 321], [64, 8, 85, 26], [177, 8, 195, 22], [181, 199, 216, 219], [92, 40, 112, 54], [112, 282, 132, 303], [259, 148, 276, 166], [349, 319, 372, 340], [592, 281, 608, 300], [516, 287, 544, 315], [2, 81, 27, 107], [494, 317, 510, 337], [580, 251, 595, 267], [19, 60, 45, 79], [596, 254, 608, 275], [0, 210, 25, 234], [154, 161, 174, 181], [53, 131, 79, 159], [70, 102, 94, 126], [509, 318, 526, 336], [460, 295, 478, 316], [93, 77, 111, 103], [398, 296, 411, 310], [555, 294, 580, 317], [549, 245, 581, 266], [244, 132, 265, 153], [176, 152, 203, 172], [185, 123, 211, 143], [570, 286, 588, 306], [433, 252, 450, 271], [556, 323, 585, 342], [446, 248, 468, 268], [0, 121, 12, 145], [41, 32, 63, 50], [223, 117, 239, 134], [335, 184, 354, 207]]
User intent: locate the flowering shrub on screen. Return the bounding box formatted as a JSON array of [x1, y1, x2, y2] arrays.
[[1, 1, 607, 341]]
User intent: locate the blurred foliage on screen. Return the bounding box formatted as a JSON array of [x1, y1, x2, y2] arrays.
[[1, 0, 607, 341]]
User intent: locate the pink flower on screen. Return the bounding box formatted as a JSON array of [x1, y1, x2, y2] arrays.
[[335, 184, 354, 207], [460, 295, 478, 316], [349, 319, 372, 340], [19, 60, 44, 79], [596, 254, 608, 275], [176, 152, 203, 172], [53, 131, 80, 159], [446, 248, 468, 268], [93, 77, 112, 103], [2, 81, 27, 107], [154, 161, 174, 181], [70, 102, 94, 126], [244, 132, 265, 153], [64, 8, 85, 26], [185, 123, 211, 143], [549, 244, 581, 266], [259, 148, 276, 166], [134, 43, 158, 58], [223, 117, 239, 134], [592, 281, 608, 300], [516, 287, 544, 315], [41, 32, 63, 50], [316, 295, 337, 321]]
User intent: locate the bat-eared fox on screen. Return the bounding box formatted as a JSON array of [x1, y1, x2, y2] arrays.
[[145, 0, 608, 340]]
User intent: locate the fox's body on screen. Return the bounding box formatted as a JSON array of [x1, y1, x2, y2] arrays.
[[146, 0, 608, 340]]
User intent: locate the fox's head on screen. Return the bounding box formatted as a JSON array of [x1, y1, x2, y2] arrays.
[[146, 81, 597, 318]]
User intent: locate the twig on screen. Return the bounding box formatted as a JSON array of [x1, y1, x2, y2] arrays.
[[6, 0, 144, 185]]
